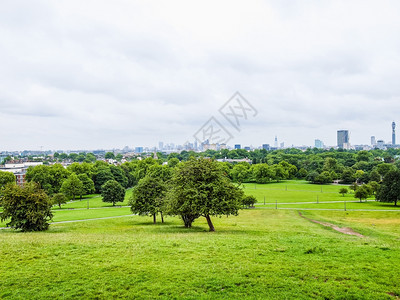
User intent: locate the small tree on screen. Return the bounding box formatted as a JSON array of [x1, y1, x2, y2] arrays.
[[60, 173, 84, 200], [129, 175, 166, 223], [0, 182, 53, 231], [101, 180, 125, 206], [52, 193, 68, 208], [242, 195, 257, 208], [354, 185, 370, 202], [339, 187, 348, 197]]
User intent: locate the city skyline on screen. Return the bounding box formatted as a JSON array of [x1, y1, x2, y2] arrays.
[[1, 1, 400, 150]]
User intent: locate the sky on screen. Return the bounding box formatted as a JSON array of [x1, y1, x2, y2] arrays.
[[1, 0, 400, 151]]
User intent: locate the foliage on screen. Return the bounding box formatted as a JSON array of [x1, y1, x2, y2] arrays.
[[25, 164, 70, 195], [129, 175, 166, 223], [101, 180, 125, 206], [242, 195, 257, 208], [354, 185, 371, 202], [165, 158, 243, 231], [77, 173, 95, 195], [0, 182, 53, 231], [94, 167, 114, 193], [0, 171, 15, 188], [231, 163, 251, 183], [339, 187, 348, 197], [167, 157, 180, 168], [60, 173, 84, 200], [52, 193, 68, 208], [105, 152, 115, 159], [252, 164, 275, 184], [376, 169, 400, 206], [110, 165, 129, 188]]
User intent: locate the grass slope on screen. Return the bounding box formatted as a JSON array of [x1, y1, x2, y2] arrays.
[[1, 181, 399, 299]]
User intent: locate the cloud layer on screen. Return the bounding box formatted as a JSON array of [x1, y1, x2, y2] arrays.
[[1, 0, 400, 150]]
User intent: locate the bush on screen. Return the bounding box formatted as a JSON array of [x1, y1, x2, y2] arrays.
[[242, 195, 257, 208]]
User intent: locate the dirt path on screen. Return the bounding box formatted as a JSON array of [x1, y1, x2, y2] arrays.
[[298, 211, 364, 237]]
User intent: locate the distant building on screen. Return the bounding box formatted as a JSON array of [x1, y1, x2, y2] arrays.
[[274, 136, 278, 148], [158, 141, 164, 151], [244, 146, 251, 151], [337, 130, 349, 149], [377, 140, 385, 149], [371, 136, 376, 146], [280, 142, 285, 149], [216, 158, 252, 164], [392, 122, 396, 145], [262, 144, 270, 151], [0, 162, 43, 186], [315, 139, 324, 149], [134, 147, 143, 153], [234, 144, 241, 150]]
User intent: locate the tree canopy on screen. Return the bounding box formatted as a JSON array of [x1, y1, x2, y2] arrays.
[[0, 182, 53, 231], [129, 175, 167, 223], [165, 157, 244, 231], [376, 169, 400, 206], [101, 180, 125, 206]]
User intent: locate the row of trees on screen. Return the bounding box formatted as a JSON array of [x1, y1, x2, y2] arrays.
[[1, 158, 247, 232]]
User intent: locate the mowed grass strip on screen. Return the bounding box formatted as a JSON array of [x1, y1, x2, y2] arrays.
[[1, 209, 400, 299]]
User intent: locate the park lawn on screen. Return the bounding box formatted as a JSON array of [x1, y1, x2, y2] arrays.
[[242, 181, 351, 204], [302, 210, 400, 238], [259, 200, 400, 211], [51, 207, 132, 222], [0, 207, 132, 227], [53, 188, 133, 210], [1, 209, 400, 299]]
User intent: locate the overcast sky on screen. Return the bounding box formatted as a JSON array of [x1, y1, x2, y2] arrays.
[[1, 1, 400, 151]]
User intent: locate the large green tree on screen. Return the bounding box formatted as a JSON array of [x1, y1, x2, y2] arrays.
[[376, 169, 400, 206], [165, 158, 244, 231], [0, 182, 53, 231], [101, 180, 125, 206], [129, 175, 167, 223]]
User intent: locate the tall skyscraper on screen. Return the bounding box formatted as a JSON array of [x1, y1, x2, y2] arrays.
[[337, 130, 349, 149], [392, 121, 396, 145], [274, 136, 278, 148], [371, 136, 376, 146]]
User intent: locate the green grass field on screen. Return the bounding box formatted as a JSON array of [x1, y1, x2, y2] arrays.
[[1, 181, 400, 299]]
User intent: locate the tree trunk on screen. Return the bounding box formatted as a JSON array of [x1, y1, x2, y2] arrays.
[[59, 203, 61, 209], [153, 214, 156, 224], [205, 215, 215, 232], [161, 212, 164, 223]]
